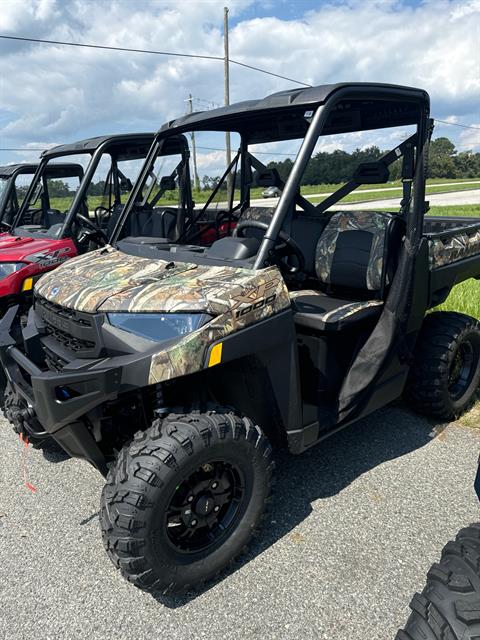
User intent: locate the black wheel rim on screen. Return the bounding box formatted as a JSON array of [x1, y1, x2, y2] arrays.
[[165, 461, 245, 554], [448, 340, 477, 402]]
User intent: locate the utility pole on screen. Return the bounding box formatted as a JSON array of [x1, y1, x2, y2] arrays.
[[186, 94, 200, 192], [224, 6, 232, 196]]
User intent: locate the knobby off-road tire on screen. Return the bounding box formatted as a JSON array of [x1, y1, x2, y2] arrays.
[[99, 407, 274, 594], [3, 383, 61, 452], [396, 524, 480, 640], [405, 312, 480, 421]]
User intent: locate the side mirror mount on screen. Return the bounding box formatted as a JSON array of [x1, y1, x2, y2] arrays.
[[353, 161, 390, 184], [253, 168, 282, 188], [119, 176, 133, 192], [159, 176, 176, 191]]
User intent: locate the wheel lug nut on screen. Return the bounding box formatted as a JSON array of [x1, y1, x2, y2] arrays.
[[191, 519, 197, 527], [211, 482, 218, 489]]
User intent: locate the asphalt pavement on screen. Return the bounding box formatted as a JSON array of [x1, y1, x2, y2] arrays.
[[255, 187, 480, 209], [1, 406, 479, 640]]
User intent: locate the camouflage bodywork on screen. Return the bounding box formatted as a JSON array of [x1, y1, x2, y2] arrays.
[[315, 211, 392, 291], [35, 247, 291, 384], [428, 223, 480, 269], [241, 206, 275, 223], [290, 289, 383, 324]]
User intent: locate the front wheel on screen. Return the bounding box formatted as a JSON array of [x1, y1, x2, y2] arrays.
[[99, 407, 274, 594]]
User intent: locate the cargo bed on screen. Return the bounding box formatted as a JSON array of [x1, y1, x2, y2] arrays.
[[424, 215, 480, 306]]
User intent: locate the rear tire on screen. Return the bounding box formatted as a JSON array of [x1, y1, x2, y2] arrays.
[[405, 312, 480, 420], [99, 407, 274, 594], [396, 524, 480, 640]]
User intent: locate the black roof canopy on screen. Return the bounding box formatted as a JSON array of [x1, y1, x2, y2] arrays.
[[0, 163, 38, 178], [42, 133, 155, 162], [160, 82, 429, 143], [0, 162, 83, 179]]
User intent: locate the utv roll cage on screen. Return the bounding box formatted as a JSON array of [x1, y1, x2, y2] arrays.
[[113, 82, 430, 266], [0, 163, 84, 229], [13, 133, 156, 237]]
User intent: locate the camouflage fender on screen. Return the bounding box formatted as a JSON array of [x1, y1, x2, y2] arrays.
[[147, 266, 291, 383]]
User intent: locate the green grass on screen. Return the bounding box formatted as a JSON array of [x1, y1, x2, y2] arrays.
[[436, 279, 480, 320], [426, 205, 480, 218]]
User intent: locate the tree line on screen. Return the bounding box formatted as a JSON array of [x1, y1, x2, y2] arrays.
[[266, 137, 480, 186], [21, 136, 479, 197]]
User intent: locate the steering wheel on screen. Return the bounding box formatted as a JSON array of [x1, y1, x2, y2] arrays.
[[75, 213, 108, 247], [233, 220, 305, 274]]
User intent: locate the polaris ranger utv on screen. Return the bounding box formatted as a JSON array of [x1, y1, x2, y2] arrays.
[[0, 134, 159, 318], [1, 83, 480, 594]]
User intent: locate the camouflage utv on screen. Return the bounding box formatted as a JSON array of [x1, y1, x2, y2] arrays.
[[1, 83, 480, 594]]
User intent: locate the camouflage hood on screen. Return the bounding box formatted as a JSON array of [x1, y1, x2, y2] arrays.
[[34, 246, 290, 318]]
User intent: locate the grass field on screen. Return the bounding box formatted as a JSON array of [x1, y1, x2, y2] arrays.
[[436, 278, 480, 320], [426, 205, 480, 218], [47, 177, 479, 211]]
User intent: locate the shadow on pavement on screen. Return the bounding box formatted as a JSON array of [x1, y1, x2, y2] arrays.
[[153, 404, 445, 609], [41, 445, 71, 464]]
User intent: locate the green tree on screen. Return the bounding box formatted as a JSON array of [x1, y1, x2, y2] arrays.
[[46, 179, 71, 197]]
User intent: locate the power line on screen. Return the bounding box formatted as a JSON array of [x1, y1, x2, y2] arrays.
[[0, 34, 311, 87], [434, 118, 480, 130]]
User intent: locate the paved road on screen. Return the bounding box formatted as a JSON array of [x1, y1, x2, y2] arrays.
[[337, 188, 480, 210], [1, 408, 479, 640], [255, 187, 480, 209]]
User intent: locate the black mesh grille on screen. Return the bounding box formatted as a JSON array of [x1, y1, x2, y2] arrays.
[[43, 324, 95, 353], [43, 345, 68, 372], [36, 297, 92, 327], [35, 296, 100, 360]]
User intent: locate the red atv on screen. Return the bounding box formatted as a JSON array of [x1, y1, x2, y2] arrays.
[[0, 134, 155, 315]]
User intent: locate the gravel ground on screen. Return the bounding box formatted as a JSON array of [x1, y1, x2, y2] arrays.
[[1, 406, 479, 640]]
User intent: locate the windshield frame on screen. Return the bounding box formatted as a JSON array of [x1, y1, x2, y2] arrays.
[[12, 155, 90, 235], [11, 138, 145, 238]]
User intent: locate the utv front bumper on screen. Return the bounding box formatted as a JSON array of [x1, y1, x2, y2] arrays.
[[0, 306, 155, 475]]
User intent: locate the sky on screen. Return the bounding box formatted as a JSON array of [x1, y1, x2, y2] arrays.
[[0, 0, 479, 174]]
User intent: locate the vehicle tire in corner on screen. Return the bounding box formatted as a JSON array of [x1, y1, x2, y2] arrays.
[[99, 407, 274, 594], [396, 524, 480, 640], [405, 311, 480, 421], [3, 382, 62, 452]]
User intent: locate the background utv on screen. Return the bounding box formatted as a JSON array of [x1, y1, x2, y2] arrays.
[[1, 83, 480, 594]]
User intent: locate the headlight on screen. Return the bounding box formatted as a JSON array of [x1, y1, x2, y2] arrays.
[[107, 313, 212, 342], [0, 262, 25, 278]]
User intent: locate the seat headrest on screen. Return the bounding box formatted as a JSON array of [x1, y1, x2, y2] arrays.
[[315, 211, 397, 292]]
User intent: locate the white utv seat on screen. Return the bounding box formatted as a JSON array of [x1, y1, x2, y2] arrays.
[[292, 211, 405, 332]]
